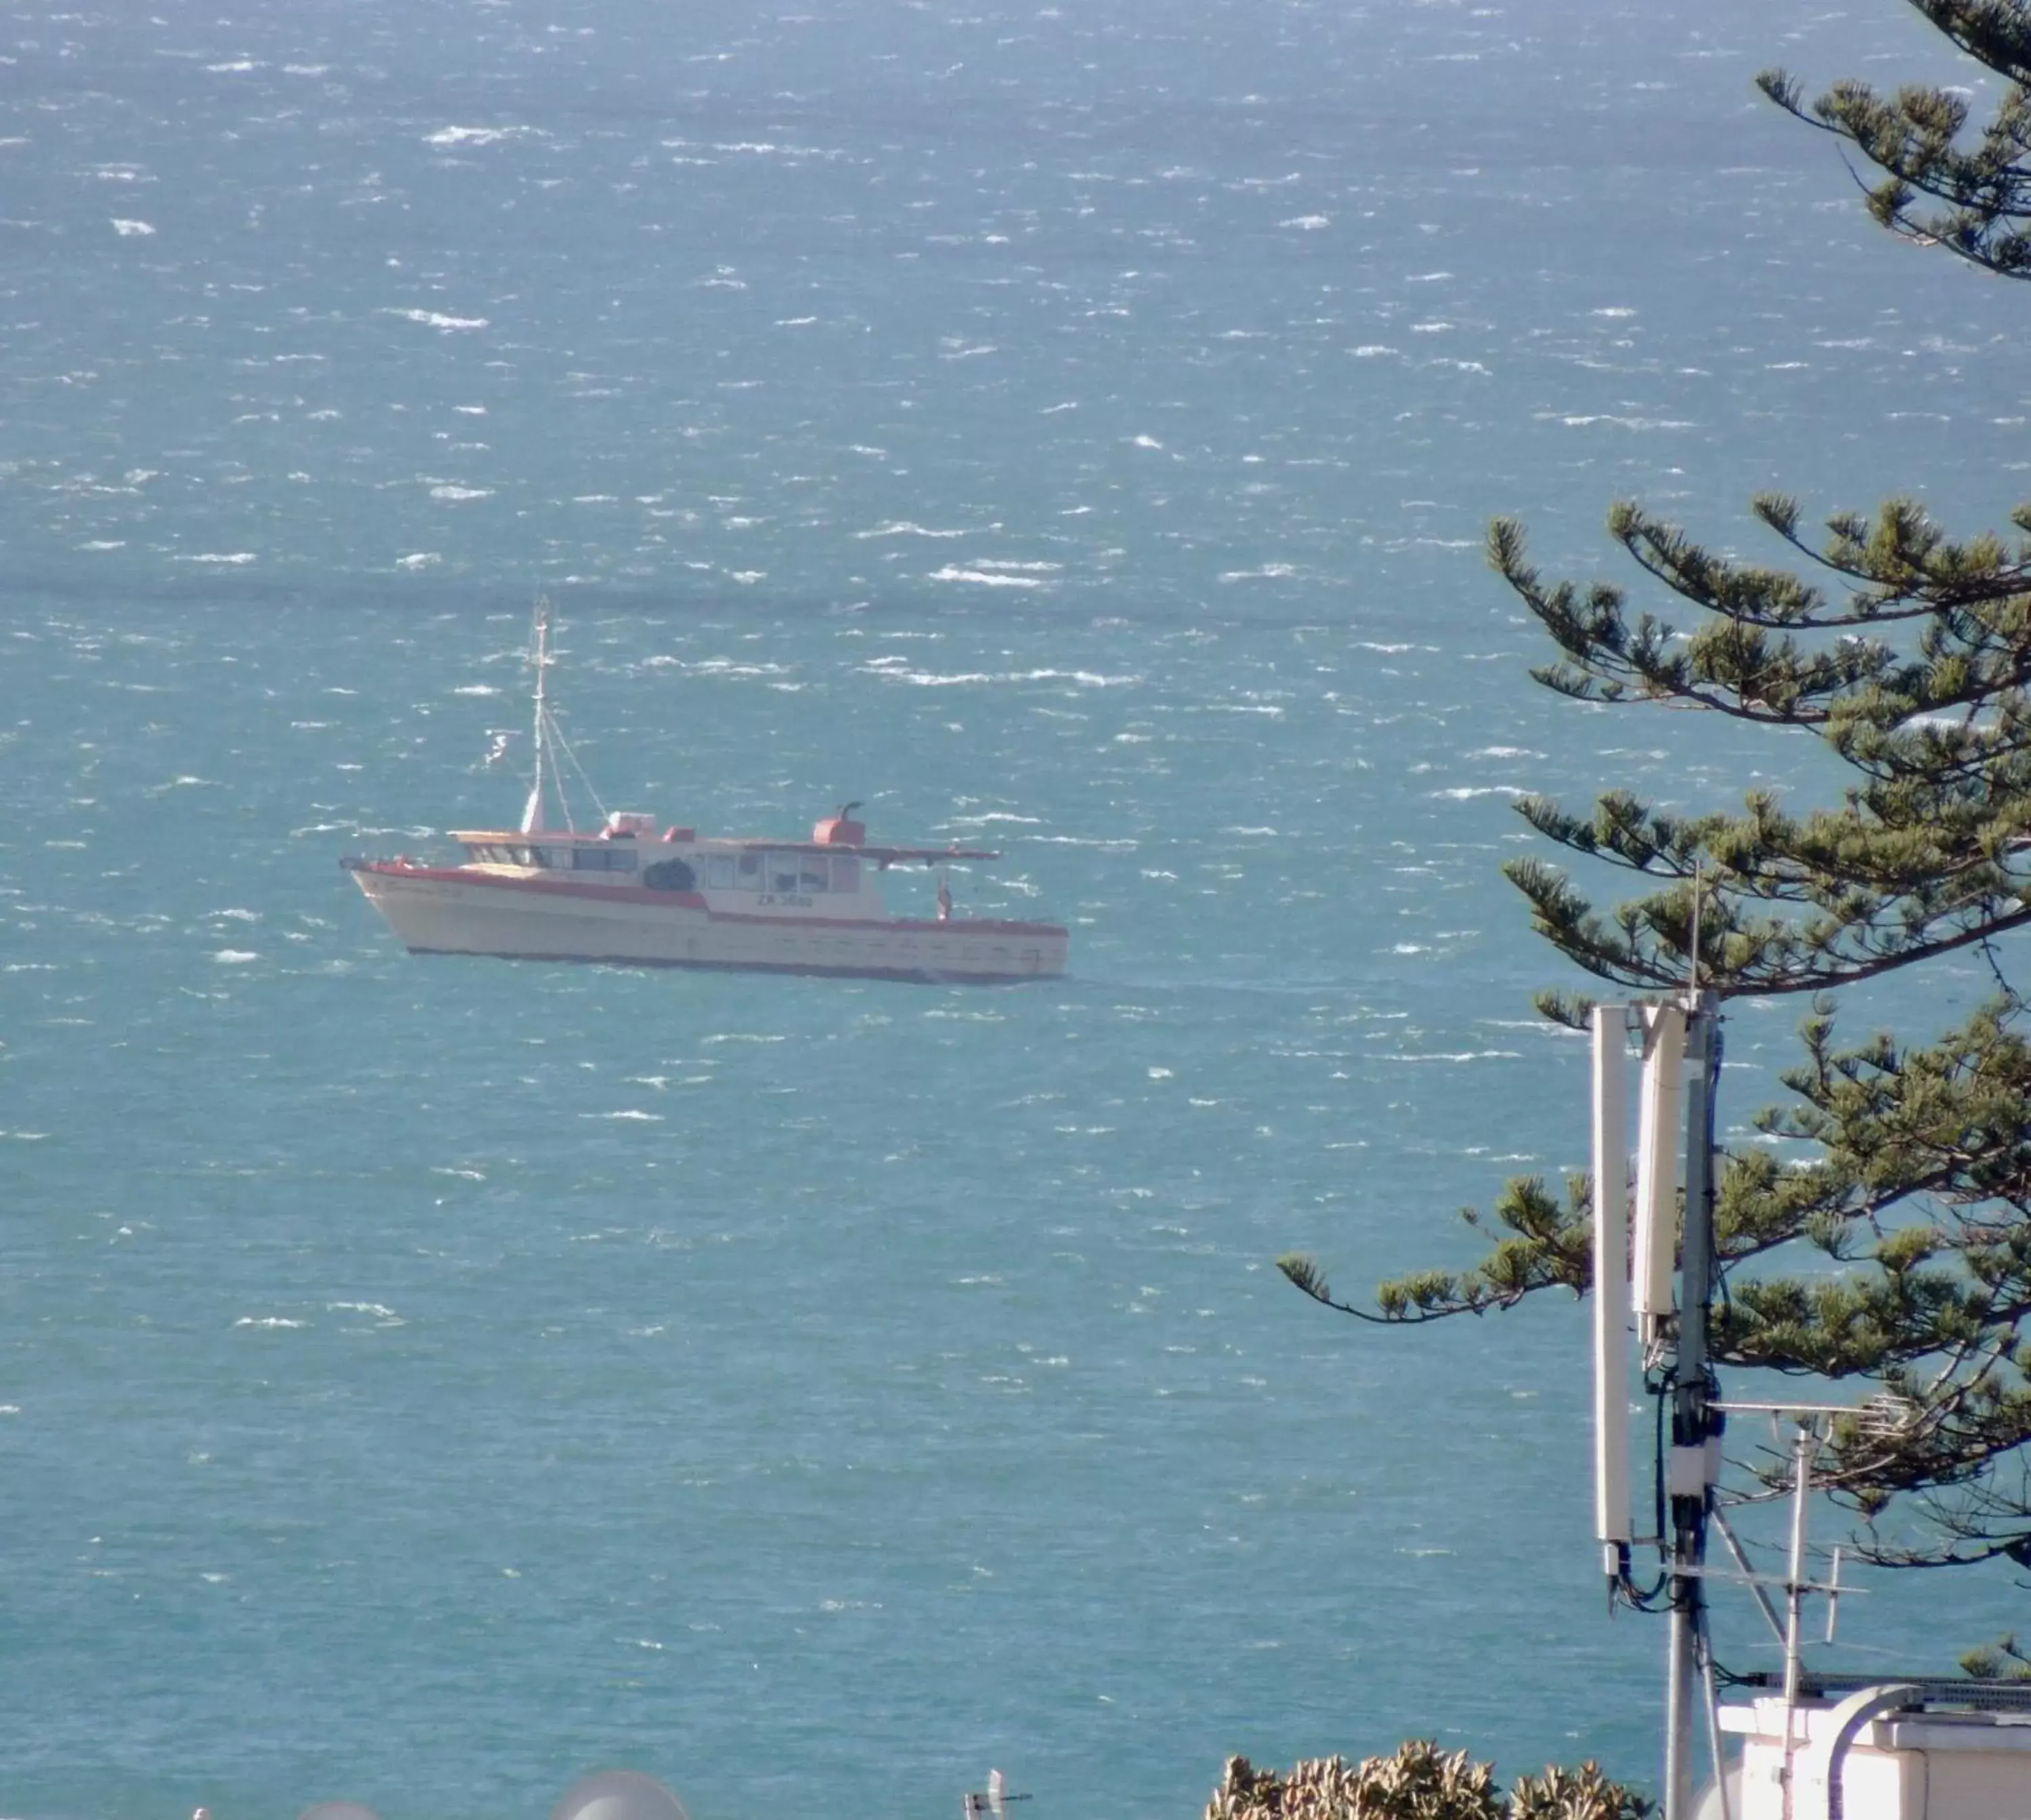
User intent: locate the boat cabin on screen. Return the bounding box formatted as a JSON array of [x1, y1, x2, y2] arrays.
[[447, 810, 993, 920]]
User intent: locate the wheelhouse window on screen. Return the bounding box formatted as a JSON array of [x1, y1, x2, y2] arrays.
[[768, 854, 800, 894], [799, 856, 829, 894], [572, 846, 638, 872], [703, 854, 736, 890], [829, 854, 860, 894], [736, 852, 763, 888]]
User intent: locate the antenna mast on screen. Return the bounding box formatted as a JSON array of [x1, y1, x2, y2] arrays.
[[1585, 879, 1968, 1820], [1665, 989, 1720, 1820], [1590, 980, 1722, 1820], [1665, 869, 1720, 1820]]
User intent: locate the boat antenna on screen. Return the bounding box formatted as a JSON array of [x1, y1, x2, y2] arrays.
[[522, 597, 551, 836]]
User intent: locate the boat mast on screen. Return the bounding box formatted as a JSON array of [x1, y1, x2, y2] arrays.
[[521, 597, 550, 835]]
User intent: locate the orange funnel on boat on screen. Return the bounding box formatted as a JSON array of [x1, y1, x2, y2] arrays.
[[812, 800, 866, 846]]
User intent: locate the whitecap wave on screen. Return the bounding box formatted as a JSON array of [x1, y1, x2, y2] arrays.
[[1219, 563, 1297, 581], [387, 308, 489, 332], [864, 663, 1138, 688], [424, 125, 548, 148], [1554, 414, 1693, 430], [927, 566, 1047, 588], [328, 1301, 405, 1324]]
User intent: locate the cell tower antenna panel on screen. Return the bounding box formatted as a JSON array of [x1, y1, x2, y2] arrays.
[[1632, 1003, 1686, 1328], [1591, 1003, 1634, 1567]]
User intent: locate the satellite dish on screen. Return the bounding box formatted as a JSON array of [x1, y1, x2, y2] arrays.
[[550, 1769, 690, 1820], [298, 1805, 383, 1820]]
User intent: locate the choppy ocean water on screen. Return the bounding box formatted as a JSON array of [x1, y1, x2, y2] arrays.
[[3, 3, 2027, 1818]]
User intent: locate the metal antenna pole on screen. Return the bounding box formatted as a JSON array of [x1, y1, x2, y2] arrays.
[[1782, 1424, 1815, 1708], [1665, 991, 1719, 1820]]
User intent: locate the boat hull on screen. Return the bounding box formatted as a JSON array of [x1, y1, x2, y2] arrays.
[[344, 861, 1068, 984]]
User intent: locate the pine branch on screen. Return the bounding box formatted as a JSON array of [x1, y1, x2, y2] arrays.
[[1759, 2, 2031, 282], [1284, 0, 2031, 1582]]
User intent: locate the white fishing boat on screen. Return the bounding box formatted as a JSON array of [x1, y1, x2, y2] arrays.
[[341, 605, 1070, 984]]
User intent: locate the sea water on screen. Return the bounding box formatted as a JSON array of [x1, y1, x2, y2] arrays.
[[3, 2, 2026, 1817]]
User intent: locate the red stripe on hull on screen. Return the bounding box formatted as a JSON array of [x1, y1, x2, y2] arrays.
[[401, 947, 1057, 984]]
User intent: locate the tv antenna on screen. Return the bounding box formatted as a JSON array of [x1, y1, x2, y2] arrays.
[[963, 1769, 1031, 1820]]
